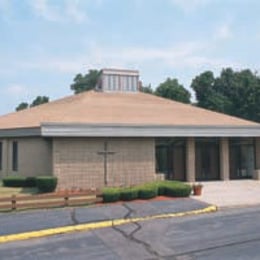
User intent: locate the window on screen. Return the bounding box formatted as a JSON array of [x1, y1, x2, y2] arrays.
[[155, 138, 186, 180], [156, 144, 168, 174], [12, 141, 18, 171], [0, 142, 2, 171], [195, 138, 219, 181], [229, 138, 255, 179]]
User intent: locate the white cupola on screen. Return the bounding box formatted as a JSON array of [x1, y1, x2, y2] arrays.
[[96, 68, 139, 92]]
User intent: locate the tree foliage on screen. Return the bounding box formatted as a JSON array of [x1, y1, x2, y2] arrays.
[[191, 68, 260, 122], [155, 78, 191, 103], [140, 84, 154, 94], [70, 69, 100, 94], [30, 96, 49, 107], [15, 96, 49, 111], [16, 102, 29, 111]]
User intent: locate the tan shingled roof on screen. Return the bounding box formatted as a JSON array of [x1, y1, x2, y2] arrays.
[[0, 90, 258, 130]]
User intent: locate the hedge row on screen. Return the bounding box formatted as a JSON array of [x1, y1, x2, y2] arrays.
[[2, 176, 36, 188], [2, 176, 57, 193], [102, 181, 192, 203]]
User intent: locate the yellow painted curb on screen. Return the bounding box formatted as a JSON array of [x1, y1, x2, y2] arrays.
[[0, 205, 217, 244]]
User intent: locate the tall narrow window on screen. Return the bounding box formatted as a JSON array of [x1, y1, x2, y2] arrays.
[[12, 141, 18, 171], [0, 142, 2, 171]]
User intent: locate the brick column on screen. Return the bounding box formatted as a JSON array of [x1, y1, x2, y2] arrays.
[[219, 137, 230, 181], [186, 137, 195, 183], [254, 137, 260, 180]]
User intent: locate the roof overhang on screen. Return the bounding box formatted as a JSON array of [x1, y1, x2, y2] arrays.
[[41, 123, 260, 137], [0, 127, 41, 138]]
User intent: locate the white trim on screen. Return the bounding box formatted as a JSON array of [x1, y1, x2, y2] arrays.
[[102, 69, 139, 76], [41, 123, 260, 137]]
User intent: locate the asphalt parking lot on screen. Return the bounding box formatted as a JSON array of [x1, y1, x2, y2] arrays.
[[0, 206, 260, 259]]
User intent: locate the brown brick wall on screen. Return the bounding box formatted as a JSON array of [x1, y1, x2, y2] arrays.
[[53, 138, 156, 189]]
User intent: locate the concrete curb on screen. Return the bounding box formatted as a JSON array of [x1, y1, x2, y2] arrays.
[[0, 205, 217, 244]]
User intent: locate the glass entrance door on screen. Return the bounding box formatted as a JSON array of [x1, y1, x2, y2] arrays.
[[195, 138, 220, 181], [229, 138, 255, 179], [155, 138, 186, 181]]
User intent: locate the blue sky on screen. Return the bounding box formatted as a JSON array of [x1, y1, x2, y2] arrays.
[[1, 0, 260, 115]]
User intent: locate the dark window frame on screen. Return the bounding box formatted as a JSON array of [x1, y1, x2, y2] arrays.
[[12, 141, 18, 172], [0, 142, 2, 171], [229, 138, 255, 179], [155, 138, 186, 180], [195, 137, 220, 181]]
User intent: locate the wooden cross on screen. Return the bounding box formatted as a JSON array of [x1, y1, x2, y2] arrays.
[[97, 142, 116, 185]]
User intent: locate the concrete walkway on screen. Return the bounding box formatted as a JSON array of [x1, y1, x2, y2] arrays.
[[193, 180, 260, 208]]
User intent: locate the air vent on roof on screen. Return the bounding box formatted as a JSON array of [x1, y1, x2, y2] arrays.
[[96, 68, 139, 92]]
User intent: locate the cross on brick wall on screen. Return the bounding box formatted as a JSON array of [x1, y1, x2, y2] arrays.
[[97, 141, 116, 185]]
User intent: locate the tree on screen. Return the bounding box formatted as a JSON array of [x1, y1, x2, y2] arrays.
[[15, 96, 49, 111], [155, 78, 191, 103], [140, 84, 154, 94], [191, 68, 260, 122], [70, 69, 100, 94], [30, 96, 49, 107], [16, 102, 29, 111]]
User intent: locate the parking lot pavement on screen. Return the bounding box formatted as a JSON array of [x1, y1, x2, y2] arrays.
[[0, 206, 259, 260], [0, 198, 210, 236]]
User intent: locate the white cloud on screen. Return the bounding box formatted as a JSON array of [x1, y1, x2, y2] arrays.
[[170, 0, 211, 12], [16, 59, 87, 73], [65, 0, 87, 24], [10, 39, 239, 75], [5, 84, 29, 96], [28, 0, 87, 23], [214, 24, 233, 40], [29, 0, 61, 22]]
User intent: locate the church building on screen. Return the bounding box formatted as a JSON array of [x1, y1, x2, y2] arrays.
[[0, 68, 260, 189]]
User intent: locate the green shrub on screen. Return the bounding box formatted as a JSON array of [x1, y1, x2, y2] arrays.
[[120, 188, 139, 201], [25, 177, 37, 187], [36, 176, 57, 193], [154, 181, 166, 195], [102, 188, 121, 203], [2, 176, 37, 187], [159, 181, 192, 197], [3, 176, 26, 187], [101, 180, 191, 203], [137, 186, 157, 199]]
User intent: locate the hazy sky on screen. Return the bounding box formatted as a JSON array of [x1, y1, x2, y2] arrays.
[[1, 0, 260, 114]]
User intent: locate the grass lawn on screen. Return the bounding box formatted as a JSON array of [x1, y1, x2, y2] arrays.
[[0, 182, 38, 197]]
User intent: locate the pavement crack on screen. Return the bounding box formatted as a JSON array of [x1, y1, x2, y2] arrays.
[[112, 221, 162, 259], [70, 208, 79, 225], [129, 222, 141, 237], [122, 203, 135, 219]]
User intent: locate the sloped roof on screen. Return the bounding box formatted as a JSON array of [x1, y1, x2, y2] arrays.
[[0, 90, 258, 130]]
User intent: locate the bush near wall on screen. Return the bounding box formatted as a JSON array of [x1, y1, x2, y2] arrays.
[[137, 185, 158, 199], [2, 176, 37, 187], [2, 176, 58, 193], [102, 188, 121, 203], [120, 188, 139, 201], [102, 181, 191, 203], [36, 177, 58, 193], [156, 181, 192, 197]]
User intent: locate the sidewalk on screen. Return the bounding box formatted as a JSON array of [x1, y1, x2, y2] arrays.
[[193, 180, 260, 208], [0, 198, 210, 237]]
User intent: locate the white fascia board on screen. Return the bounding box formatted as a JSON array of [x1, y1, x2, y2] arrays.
[[41, 123, 260, 137], [102, 69, 139, 76]]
